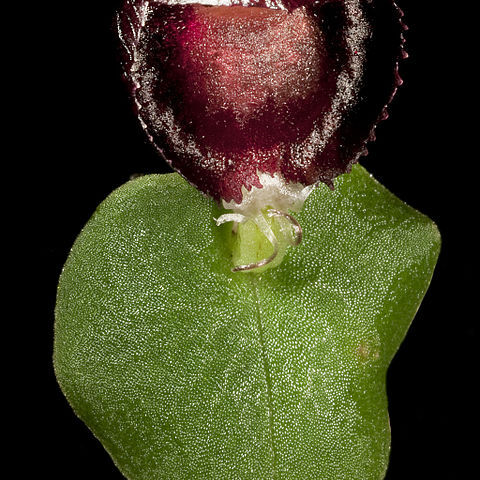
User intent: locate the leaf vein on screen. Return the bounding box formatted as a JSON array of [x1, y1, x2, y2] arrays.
[[252, 277, 277, 480]]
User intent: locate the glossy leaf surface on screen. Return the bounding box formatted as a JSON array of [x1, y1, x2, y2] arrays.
[[54, 165, 440, 479]]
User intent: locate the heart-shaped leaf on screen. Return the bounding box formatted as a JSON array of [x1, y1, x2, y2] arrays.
[[54, 165, 440, 479]]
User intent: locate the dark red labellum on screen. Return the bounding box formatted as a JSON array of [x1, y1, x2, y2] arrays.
[[118, 0, 405, 204]]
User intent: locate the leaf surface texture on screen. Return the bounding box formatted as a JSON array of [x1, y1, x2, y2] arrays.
[[54, 165, 440, 480]]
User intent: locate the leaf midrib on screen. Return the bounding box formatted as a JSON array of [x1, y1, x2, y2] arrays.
[[251, 276, 278, 480]]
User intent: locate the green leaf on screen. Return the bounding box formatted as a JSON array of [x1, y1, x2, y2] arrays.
[[54, 165, 440, 480]]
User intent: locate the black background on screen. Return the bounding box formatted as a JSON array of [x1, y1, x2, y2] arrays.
[[32, 1, 473, 478]]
